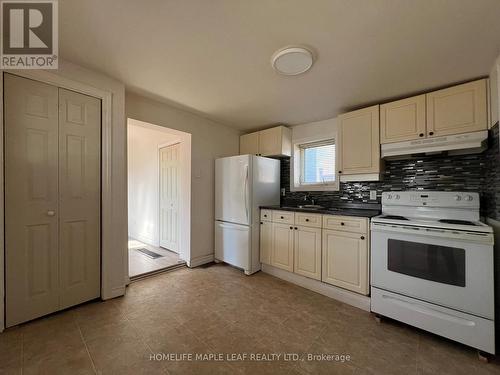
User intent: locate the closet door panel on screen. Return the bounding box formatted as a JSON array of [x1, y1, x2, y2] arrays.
[[58, 88, 101, 309], [4, 74, 60, 327]]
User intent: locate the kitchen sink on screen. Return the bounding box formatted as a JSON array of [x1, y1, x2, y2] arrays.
[[298, 204, 325, 209]]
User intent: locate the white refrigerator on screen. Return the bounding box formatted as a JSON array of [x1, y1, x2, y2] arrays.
[[215, 155, 280, 275]]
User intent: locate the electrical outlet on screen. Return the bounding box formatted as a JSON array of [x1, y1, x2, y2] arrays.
[[281, 188, 286, 197], [370, 190, 377, 200]]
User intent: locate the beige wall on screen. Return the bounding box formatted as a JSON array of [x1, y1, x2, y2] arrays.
[[126, 93, 241, 266]]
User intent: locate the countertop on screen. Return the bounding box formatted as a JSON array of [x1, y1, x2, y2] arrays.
[[260, 205, 381, 218]]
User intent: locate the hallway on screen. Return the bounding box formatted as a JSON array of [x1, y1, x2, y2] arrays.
[[128, 239, 185, 278]]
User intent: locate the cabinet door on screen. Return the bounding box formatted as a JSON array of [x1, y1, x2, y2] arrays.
[[271, 222, 294, 272], [240, 132, 259, 155], [259, 127, 282, 156], [258, 126, 291, 157], [322, 229, 369, 295], [380, 95, 426, 144], [260, 221, 273, 265], [337, 105, 380, 175], [426, 79, 488, 137], [294, 226, 321, 280]]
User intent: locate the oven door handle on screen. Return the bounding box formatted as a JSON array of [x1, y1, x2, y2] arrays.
[[371, 223, 493, 245], [382, 294, 476, 326]]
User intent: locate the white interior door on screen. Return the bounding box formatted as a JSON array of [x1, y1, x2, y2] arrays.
[[159, 143, 180, 252], [5, 74, 60, 327], [58, 88, 101, 309]]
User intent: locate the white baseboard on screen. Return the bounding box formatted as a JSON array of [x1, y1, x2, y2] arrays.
[[189, 253, 214, 268], [261, 264, 370, 312]]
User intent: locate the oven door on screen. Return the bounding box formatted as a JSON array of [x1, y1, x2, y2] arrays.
[[371, 223, 494, 319]]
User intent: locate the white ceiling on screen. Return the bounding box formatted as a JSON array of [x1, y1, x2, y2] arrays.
[[60, 0, 500, 131]]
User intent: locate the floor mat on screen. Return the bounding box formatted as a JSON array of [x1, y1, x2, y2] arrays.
[[134, 248, 164, 259]]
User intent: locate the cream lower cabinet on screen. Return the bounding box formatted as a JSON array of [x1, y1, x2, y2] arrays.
[[293, 226, 321, 280], [271, 222, 294, 272], [260, 209, 370, 295], [259, 220, 272, 265], [322, 229, 369, 295]]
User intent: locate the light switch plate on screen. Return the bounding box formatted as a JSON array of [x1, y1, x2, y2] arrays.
[[370, 190, 377, 200]]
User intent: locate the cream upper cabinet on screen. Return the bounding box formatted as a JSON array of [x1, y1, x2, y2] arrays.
[[259, 126, 291, 157], [380, 95, 426, 144], [271, 222, 294, 272], [322, 229, 369, 295], [239, 125, 291, 157], [259, 221, 272, 265], [337, 105, 380, 175], [491, 60, 499, 128], [426, 79, 488, 137], [240, 132, 259, 155], [293, 226, 321, 280]]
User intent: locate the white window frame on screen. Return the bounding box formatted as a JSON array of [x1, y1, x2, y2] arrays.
[[290, 135, 339, 192]]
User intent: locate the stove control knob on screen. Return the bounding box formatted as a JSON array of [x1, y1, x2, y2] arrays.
[[465, 195, 473, 201], [387, 194, 393, 200], [454, 195, 462, 201], [395, 194, 400, 200]]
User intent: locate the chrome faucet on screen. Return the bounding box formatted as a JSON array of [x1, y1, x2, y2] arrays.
[[302, 193, 315, 205]]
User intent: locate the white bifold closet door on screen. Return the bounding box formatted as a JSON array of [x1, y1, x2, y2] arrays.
[[5, 73, 101, 327]]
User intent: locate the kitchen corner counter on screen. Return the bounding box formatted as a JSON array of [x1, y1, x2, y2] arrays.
[[259, 205, 381, 218]]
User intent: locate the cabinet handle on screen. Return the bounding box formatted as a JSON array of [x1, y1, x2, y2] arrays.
[[260, 222, 263, 225], [419, 133, 424, 137], [429, 131, 434, 136], [281, 216, 284, 219], [264, 214, 267, 217], [341, 222, 345, 226], [338, 171, 342, 174], [294, 227, 298, 230], [360, 236, 365, 240], [289, 226, 293, 230], [305, 218, 309, 222]]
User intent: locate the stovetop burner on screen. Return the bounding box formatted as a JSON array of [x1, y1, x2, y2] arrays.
[[380, 215, 409, 220], [438, 219, 478, 226]]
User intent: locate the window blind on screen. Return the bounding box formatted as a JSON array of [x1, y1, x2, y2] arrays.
[[299, 139, 336, 184]]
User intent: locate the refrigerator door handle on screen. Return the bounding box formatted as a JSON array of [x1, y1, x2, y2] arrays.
[[244, 164, 249, 223]]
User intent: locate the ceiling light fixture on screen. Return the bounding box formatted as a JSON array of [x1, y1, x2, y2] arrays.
[[271, 46, 314, 76]]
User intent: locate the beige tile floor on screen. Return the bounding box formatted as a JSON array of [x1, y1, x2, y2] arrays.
[[129, 239, 185, 278], [2, 263, 500, 375]]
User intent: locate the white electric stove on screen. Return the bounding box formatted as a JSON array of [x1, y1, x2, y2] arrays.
[[370, 191, 495, 354]]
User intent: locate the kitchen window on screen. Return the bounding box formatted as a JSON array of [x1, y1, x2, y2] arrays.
[[291, 138, 338, 191]]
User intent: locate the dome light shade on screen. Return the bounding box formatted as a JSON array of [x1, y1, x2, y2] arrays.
[[271, 46, 314, 76]]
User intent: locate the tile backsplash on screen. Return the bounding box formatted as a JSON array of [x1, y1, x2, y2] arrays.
[[280, 124, 500, 218]]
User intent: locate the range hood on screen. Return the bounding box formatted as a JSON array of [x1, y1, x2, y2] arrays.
[[381, 131, 488, 159]]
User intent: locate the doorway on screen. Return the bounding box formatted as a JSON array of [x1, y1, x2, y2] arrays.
[[127, 119, 191, 278]]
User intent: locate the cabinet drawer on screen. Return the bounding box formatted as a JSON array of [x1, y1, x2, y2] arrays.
[[295, 212, 322, 228], [272, 210, 295, 224], [261, 209, 272, 222], [322, 215, 368, 233]]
